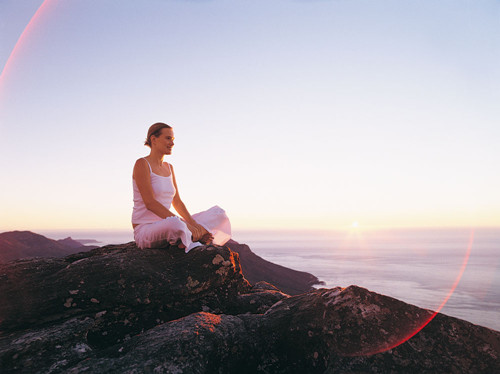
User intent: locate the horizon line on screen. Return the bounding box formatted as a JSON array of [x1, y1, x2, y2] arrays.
[[2, 225, 500, 234]]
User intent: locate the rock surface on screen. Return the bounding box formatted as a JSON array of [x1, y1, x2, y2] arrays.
[[0, 242, 251, 346], [0, 241, 499, 373]]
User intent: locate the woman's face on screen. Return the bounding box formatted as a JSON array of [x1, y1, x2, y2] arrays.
[[152, 127, 175, 155]]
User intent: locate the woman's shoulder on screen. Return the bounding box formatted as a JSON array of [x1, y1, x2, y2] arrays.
[[133, 158, 151, 176], [134, 157, 148, 166]]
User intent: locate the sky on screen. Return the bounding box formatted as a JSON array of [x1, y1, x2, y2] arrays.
[[0, 0, 499, 232]]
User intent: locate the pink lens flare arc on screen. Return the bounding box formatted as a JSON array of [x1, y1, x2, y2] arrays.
[[363, 228, 475, 356], [0, 0, 51, 85]]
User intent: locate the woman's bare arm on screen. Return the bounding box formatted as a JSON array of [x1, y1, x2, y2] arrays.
[[133, 158, 176, 219]]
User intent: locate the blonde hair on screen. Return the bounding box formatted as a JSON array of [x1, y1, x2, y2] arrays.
[[144, 122, 172, 147]]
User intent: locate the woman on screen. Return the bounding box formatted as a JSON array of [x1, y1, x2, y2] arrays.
[[132, 122, 231, 252]]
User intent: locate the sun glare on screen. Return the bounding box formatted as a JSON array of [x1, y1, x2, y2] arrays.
[[351, 221, 359, 228]]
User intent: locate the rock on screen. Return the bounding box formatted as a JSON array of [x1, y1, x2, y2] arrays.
[[66, 312, 257, 374], [256, 286, 500, 372], [225, 239, 324, 295], [0, 242, 251, 349], [0, 317, 94, 373], [250, 281, 282, 292], [67, 286, 500, 374], [230, 281, 289, 314], [0, 241, 499, 373]]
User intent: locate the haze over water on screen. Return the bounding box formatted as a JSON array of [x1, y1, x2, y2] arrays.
[[42, 227, 500, 332]]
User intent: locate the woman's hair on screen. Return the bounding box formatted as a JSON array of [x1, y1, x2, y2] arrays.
[[144, 122, 172, 147]]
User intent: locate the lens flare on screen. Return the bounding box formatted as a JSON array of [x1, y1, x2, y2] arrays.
[[360, 228, 475, 356], [0, 0, 51, 85]]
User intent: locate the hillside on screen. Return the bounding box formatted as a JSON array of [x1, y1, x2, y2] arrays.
[[0, 231, 97, 263]]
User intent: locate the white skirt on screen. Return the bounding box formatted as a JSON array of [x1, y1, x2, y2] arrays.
[[133, 205, 231, 252]]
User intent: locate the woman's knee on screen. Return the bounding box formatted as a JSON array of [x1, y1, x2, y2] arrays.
[[163, 217, 188, 234]]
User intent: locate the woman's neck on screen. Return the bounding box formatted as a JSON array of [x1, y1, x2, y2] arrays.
[[148, 151, 165, 168]]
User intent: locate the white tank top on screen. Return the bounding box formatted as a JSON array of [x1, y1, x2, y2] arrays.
[[132, 158, 176, 224]]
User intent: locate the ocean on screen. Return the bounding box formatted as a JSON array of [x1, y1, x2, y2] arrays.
[[40, 227, 500, 332]]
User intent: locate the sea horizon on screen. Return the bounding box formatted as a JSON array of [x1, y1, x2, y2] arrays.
[[25, 225, 500, 245]]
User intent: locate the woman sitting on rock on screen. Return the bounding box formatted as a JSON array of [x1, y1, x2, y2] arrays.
[[132, 122, 231, 252]]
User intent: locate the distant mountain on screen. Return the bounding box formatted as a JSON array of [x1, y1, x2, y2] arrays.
[[0, 231, 98, 263], [226, 239, 324, 295], [56, 237, 90, 249]]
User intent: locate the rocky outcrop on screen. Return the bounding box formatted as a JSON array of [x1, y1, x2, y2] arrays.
[[0, 231, 97, 263], [226, 239, 324, 295], [0, 242, 499, 373], [0, 243, 253, 346]]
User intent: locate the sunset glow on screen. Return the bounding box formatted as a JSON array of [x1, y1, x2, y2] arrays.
[[0, 1, 499, 232]]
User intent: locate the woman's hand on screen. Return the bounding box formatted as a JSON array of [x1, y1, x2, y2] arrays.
[[187, 222, 214, 244]]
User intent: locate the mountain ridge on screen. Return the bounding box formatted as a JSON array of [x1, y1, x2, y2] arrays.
[[0, 230, 98, 263]]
